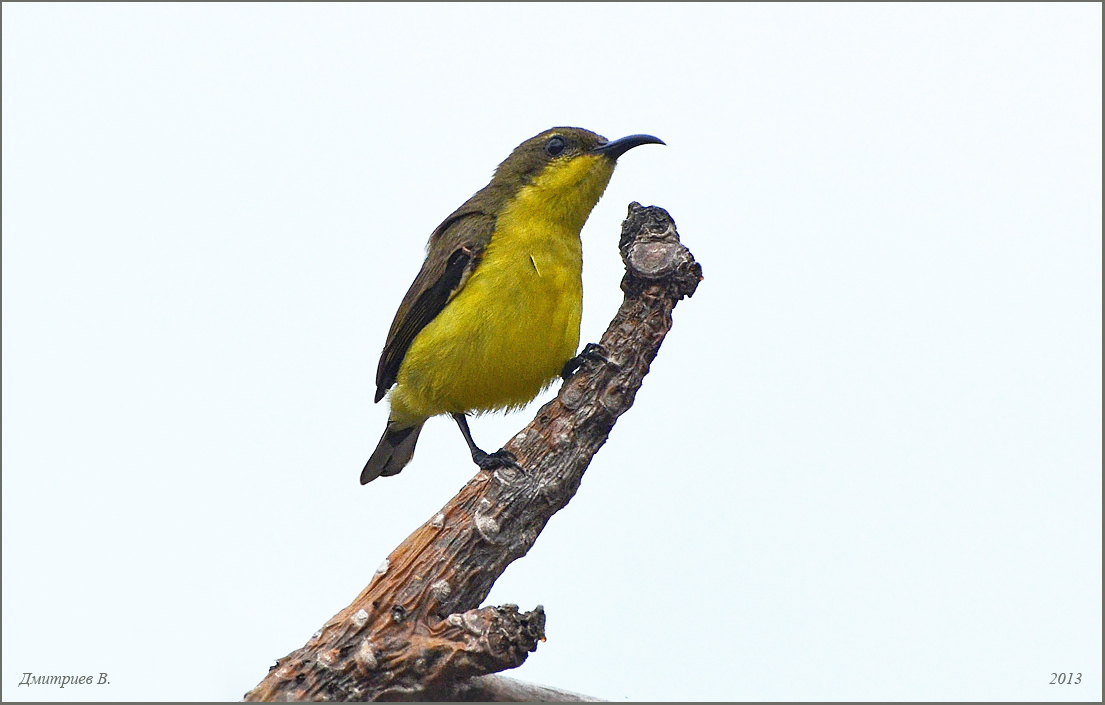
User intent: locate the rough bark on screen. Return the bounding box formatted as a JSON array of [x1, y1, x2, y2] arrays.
[[244, 203, 701, 702]]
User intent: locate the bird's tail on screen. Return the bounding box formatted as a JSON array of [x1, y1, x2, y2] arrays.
[[361, 419, 424, 484]]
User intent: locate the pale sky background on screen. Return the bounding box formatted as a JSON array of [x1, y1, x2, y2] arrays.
[[2, 3, 1101, 702]]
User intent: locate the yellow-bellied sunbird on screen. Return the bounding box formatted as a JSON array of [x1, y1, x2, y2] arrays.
[[362, 127, 664, 484]]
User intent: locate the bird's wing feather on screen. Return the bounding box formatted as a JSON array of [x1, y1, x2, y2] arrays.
[[374, 210, 494, 402]]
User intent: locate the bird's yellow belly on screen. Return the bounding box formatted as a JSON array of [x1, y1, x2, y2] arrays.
[[391, 229, 582, 422]]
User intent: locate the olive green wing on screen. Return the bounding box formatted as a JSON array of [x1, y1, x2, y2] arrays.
[[374, 210, 495, 403]]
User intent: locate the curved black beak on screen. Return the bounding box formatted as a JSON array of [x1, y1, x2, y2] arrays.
[[591, 133, 665, 160]]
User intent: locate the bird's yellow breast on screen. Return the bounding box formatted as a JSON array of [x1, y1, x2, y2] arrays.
[[390, 154, 615, 422]]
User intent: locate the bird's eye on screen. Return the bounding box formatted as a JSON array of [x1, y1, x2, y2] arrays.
[[544, 136, 567, 157]]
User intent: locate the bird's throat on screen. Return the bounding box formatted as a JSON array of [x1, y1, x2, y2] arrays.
[[500, 154, 616, 237]]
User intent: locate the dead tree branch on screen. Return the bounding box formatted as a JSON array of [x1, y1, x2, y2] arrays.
[[244, 203, 701, 702]]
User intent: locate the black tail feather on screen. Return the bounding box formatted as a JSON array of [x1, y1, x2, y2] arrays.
[[361, 420, 424, 484]]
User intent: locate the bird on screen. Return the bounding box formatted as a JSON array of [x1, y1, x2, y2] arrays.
[[361, 127, 664, 484]]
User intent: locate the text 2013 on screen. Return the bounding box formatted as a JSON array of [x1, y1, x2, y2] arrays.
[[1050, 673, 1081, 684]]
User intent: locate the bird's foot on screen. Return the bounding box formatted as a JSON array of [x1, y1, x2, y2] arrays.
[[472, 448, 522, 472], [561, 342, 611, 380]]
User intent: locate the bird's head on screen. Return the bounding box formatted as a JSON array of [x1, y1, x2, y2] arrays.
[[490, 127, 664, 229]]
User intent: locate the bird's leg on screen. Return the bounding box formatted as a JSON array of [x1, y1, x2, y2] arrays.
[[561, 342, 612, 380], [451, 413, 520, 470]]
